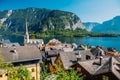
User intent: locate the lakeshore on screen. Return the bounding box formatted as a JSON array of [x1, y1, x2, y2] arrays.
[[2, 35, 120, 52]]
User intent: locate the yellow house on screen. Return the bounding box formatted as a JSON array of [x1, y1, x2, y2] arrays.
[[0, 46, 41, 80]]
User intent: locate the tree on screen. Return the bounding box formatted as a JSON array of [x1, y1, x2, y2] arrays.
[[30, 34, 36, 39], [0, 54, 4, 66], [0, 54, 5, 71], [8, 65, 31, 80], [41, 62, 84, 80], [0, 54, 31, 80], [49, 63, 56, 74], [55, 66, 84, 80], [17, 65, 31, 80], [40, 62, 51, 80]]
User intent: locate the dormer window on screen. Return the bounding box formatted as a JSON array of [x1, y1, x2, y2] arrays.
[[10, 47, 17, 53], [10, 50, 15, 53]]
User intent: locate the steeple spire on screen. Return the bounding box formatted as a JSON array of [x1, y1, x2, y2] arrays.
[[24, 19, 29, 44]]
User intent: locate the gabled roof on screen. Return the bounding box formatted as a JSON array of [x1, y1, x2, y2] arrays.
[[60, 51, 77, 70], [0, 46, 41, 63], [78, 57, 120, 79], [59, 50, 95, 70], [46, 50, 62, 57], [2, 42, 20, 47], [0, 39, 11, 44], [111, 57, 120, 79], [91, 47, 107, 57], [0, 39, 20, 47]]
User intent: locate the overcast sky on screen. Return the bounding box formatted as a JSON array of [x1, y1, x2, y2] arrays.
[[0, 0, 120, 23]]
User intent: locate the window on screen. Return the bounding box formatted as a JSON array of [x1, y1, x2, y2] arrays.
[[31, 68, 35, 72], [5, 73, 8, 76], [86, 55, 91, 60], [0, 75, 2, 78]]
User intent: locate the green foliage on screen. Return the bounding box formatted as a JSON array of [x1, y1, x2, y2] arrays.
[[40, 62, 84, 80], [0, 8, 82, 33], [55, 68, 83, 80], [0, 8, 118, 38], [8, 67, 19, 80], [102, 75, 109, 80], [40, 10, 80, 31], [40, 62, 51, 80], [17, 65, 31, 80], [0, 54, 4, 63], [36, 29, 90, 38], [30, 34, 36, 39], [8, 65, 31, 80], [35, 28, 118, 38], [0, 54, 31, 80], [0, 55, 13, 70], [0, 54, 4, 69]]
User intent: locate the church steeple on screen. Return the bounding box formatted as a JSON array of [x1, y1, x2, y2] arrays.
[[24, 20, 29, 45]]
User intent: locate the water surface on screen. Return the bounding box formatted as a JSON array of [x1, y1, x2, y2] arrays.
[[5, 35, 120, 52]]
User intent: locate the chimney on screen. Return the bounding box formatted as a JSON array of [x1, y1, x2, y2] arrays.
[[100, 56, 103, 66], [76, 52, 81, 62], [13, 47, 17, 53]]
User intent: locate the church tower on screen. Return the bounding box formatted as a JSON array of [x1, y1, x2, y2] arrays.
[[24, 20, 29, 45]]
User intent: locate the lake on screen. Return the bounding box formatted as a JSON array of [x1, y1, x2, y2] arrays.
[[5, 35, 120, 52], [43, 37, 120, 52]]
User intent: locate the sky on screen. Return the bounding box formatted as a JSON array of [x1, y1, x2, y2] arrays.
[[0, 0, 120, 23]]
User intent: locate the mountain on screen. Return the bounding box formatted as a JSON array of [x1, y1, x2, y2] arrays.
[[0, 8, 85, 33], [91, 16, 120, 33], [83, 22, 100, 31]]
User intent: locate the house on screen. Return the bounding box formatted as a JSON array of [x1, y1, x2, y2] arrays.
[[45, 50, 63, 65], [45, 41, 74, 52], [0, 46, 41, 80], [90, 46, 108, 58], [48, 38, 61, 45], [71, 56, 120, 80], [0, 39, 20, 47], [78, 44, 88, 50], [107, 48, 119, 56], [55, 50, 95, 70], [91, 46, 119, 57]]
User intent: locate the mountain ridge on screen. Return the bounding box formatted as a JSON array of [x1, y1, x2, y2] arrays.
[[84, 16, 120, 34], [0, 8, 85, 33]]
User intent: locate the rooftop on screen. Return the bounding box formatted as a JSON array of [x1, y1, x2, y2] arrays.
[[78, 57, 120, 79], [0, 46, 41, 63], [59, 50, 95, 70]]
